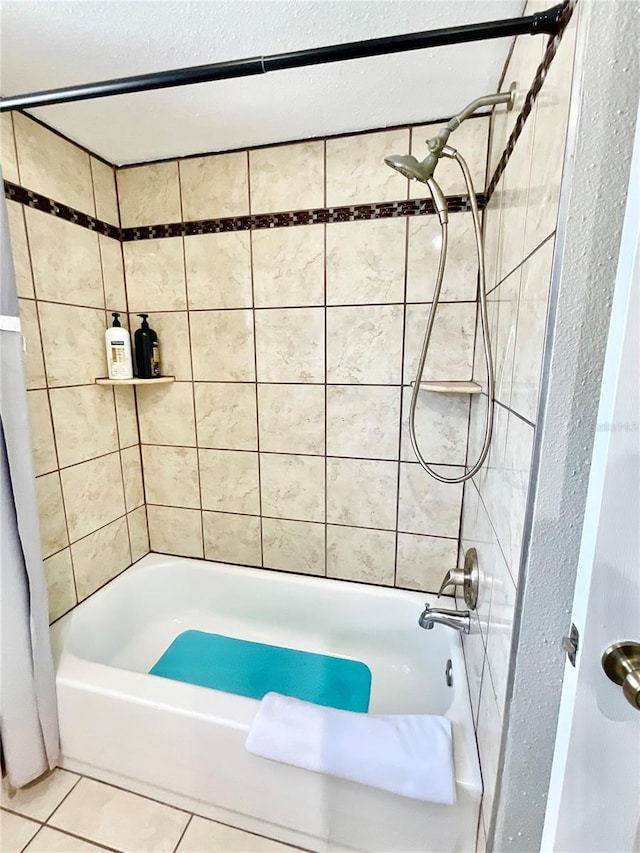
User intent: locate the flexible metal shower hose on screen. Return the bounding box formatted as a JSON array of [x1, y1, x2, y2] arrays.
[[408, 148, 495, 484]]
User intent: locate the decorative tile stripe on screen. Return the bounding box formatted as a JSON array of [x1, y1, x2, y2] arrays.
[[3, 180, 121, 239], [121, 194, 487, 241], [485, 0, 576, 201], [3, 178, 486, 242]]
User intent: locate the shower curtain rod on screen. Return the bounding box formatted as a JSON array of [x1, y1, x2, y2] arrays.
[[0, 4, 564, 112]]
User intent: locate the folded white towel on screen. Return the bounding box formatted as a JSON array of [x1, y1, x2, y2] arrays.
[[245, 692, 456, 805]]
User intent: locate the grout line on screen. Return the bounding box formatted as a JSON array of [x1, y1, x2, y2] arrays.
[[150, 503, 459, 540], [16, 296, 479, 310], [92, 165, 134, 568], [115, 113, 489, 170], [40, 773, 83, 824], [322, 138, 328, 578], [393, 210, 411, 586], [485, 230, 556, 297], [171, 814, 193, 853], [246, 148, 264, 569], [175, 161, 205, 558], [37, 446, 124, 476]]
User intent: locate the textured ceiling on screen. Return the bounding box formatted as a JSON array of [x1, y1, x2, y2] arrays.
[[0, 1, 525, 165]]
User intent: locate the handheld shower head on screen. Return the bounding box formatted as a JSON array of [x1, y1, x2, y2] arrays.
[[384, 153, 438, 183]]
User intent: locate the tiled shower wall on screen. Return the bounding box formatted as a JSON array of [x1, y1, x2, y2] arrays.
[[460, 4, 578, 846], [119, 117, 490, 590], [1, 113, 149, 623]]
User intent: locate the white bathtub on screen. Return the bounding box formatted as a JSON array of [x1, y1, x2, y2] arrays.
[[50, 554, 482, 853]]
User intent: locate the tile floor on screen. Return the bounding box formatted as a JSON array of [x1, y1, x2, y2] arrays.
[[0, 769, 305, 853]]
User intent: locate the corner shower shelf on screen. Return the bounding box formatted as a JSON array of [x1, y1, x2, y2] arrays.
[[95, 376, 175, 386], [411, 380, 482, 395]]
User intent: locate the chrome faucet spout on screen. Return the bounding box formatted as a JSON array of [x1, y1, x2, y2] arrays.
[[419, 603, 471, 634]]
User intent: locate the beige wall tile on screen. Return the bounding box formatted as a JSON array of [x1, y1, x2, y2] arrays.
[[395, 533, 458, 593], [258, 384, 324, 455], [483, 193, 502, 292], [327, 385, 400, 460], [250, 141, 324, 214], [410, 117, 489, 198], [195, 382, 257, 450], [48, 777, 189, 853], [1, 112, 19, 183], [190, 309, 255, 381], [203, 511, 262, 566], [495, 118, 535, 284], [400, 387, 469, 465], [326, 128, 410, 205], [60, 452, 126, 542], [43, 547, 77, 622], [13, 113, 95, 215], [72, 517, 131, 601], [49, 385, 118, 468], [27, 389, 58, 476], [100, 236, 126, 310], [180, 152, 249, 220], [25, 208, 103, 307], [114, 386, 139, 448], [255, 307, 324, 383], [121, 445, 144, 511], [326, 218, 406, 306], [511, 239, 554, 421], [407, 213, 479, 303], [36, 472, 69, 558], [494, 274, 520, 407], [524, 14, 577, 256], [117, 162, 182, 227], [327, 304, 403, 384], [403, 302, 475, 383], [262, 518, 324, 575], [326, 457, 397, 530], [260, 453, 324, 523], [38, 303, 106, 387], [185, 232, 252, 309], [91, 157, 119, 227], [326, 525, 395, 586], [252, 224, 324, 308], [484, 547, 518, 710], [142, 445, 200, 508], [199, 448, 260, 515], [18, 298, 46, 389], [137, 381, 196, 446], [7, 201, 34, 298], [133, 311, 191, 381], [147, 505, 203, 557], [128, 506, 149, 562], [123, 238, 186, 312], [397, 462, 463, 537]]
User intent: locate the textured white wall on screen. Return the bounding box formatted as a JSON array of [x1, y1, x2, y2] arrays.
[[492, 1, 640, 849]]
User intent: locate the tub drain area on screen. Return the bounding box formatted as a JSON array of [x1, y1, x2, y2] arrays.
[[149, 630, 372, 712]]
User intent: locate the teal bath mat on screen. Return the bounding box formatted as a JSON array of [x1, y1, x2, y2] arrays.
[[149, 630, 371, 712]]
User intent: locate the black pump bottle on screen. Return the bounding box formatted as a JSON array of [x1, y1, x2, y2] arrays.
[[134, 314, 160, 378]]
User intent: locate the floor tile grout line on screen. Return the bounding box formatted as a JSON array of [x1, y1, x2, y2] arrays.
[[42, 771, 83, 824], [171, 813, 193, 853]]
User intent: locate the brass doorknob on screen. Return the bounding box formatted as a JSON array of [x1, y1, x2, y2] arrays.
[[601, 641, 640, 710]]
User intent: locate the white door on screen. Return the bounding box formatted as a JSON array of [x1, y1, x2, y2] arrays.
[[540, 104, 640, 852]]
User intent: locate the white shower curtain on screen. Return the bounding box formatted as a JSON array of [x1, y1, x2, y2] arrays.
[[0, 175, 59, 786]]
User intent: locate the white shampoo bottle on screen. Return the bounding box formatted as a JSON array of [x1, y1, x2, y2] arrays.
[[105, 312, 134, 379]]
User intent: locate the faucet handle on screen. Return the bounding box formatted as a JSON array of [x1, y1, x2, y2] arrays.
[[437, 568, 464, 598]]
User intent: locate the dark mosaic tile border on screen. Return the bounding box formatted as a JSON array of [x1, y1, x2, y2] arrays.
[[122, 194, 487, 241], [3, 179, 486, 241], [3, 180, 122, 239]]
